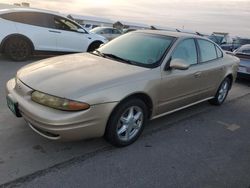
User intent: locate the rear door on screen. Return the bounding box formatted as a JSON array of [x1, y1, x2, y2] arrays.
[[1, 12, 57, 51], [195, 39, 225, 97]]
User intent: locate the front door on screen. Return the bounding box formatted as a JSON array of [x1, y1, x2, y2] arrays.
[[158, 38, 204, 115], [52, 16, 90, 52]]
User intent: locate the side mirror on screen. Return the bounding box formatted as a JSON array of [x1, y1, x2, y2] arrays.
[[169, 59, 190, 70], [77, 28, 85, 33]]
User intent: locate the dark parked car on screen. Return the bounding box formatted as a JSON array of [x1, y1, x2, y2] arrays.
[[234, 44, 250, 78], [221, 38, 250, 52], [208, 34, 234, 51], [232, 38, 250, 50]]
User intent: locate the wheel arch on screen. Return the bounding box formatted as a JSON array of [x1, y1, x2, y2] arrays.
[[104, 92, 153, 144], [109, 92, 154, 121], [0, 34, 35, 53], [225, 74, 233, 90]]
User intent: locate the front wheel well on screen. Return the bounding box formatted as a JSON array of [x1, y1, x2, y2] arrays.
[[114, 93, 153, 119], [225, 74, 233, 89]]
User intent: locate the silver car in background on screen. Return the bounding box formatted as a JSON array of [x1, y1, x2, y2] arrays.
[[90, 27, 122, 41], [234, 44, 250, 78]]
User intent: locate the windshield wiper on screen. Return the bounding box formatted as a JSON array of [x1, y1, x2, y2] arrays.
[[90, 50, 105, 57], [91, 51, 138, 65], [102, 53, 136, 65]]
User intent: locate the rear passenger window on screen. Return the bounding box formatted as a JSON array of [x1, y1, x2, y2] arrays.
[[1, 12, 52, 28], [216, 46, 223, 58], [198, 39, 217, 62], [172, 39, 198, 65]]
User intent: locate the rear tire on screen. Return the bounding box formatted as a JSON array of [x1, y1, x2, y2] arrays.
[[4, 37, 32, 61], [105, 98, 148, 147], [209, 77, 231, 105], [87, 41, 103, 52]]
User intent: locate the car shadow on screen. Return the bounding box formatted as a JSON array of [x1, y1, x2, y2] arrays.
[[236, 77, 250, 87]]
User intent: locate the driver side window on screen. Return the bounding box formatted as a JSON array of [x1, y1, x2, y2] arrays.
[[172, 39, 198, 65], [54, 16, 80, 32]]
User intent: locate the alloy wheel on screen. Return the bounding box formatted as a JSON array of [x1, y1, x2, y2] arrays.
[[116, 106, 144, 142]]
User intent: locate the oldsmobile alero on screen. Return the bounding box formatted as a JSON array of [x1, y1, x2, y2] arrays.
[[6, 30, 239, 146]]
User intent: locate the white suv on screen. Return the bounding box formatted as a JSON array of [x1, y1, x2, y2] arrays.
[[0, 8, 108, 61]]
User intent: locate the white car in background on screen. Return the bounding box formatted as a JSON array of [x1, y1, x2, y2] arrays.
[[0, 8, 108, 61], [90, 27, 122, 41]]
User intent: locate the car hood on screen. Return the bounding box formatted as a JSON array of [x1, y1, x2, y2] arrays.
[[17, 53, 149, 100]]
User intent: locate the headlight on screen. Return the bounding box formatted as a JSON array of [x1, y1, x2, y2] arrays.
[[31, 91, 90, 111]]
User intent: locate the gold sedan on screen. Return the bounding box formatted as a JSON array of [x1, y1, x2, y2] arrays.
[[6, 30, 239, 146]]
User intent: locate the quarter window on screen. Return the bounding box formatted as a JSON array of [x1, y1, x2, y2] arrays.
[[172, 39, 198, 65], [198, 39, 217, 62]]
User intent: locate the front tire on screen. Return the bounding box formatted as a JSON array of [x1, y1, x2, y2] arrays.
[[105, 99, 148, 147], [209, 77, 231, 105], [87, 41, 103, 52], [5, 37, 32, 61]]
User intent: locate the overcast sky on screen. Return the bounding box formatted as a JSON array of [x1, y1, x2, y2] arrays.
[[1, 0, 250, 37]]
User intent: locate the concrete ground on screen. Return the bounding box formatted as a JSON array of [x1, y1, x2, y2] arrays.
[[0, 55, 250, 188]]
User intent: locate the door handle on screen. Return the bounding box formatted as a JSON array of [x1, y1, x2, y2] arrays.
[[194, 72, 202, 78], [49, 30, 61, 34]]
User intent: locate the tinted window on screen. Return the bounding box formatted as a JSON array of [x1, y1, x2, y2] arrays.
[[102, 28, 113, 34], [113, 29, 121, 34], [172, 39, 197, 65], [1, 12, 52, 28], [238, 39, 250, 45], [198, 39, 217, 62], [92, 25, 99, 29], [216, 46, 223, 58], [54, 16, 81, 32], [98, 33, 174, 67], [84, 24, 91, 28]]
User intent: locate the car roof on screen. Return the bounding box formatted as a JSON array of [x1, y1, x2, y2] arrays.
[[134, 29, 206, 39]]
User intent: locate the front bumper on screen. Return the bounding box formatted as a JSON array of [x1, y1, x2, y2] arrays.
[[6, 78, 118, 141]]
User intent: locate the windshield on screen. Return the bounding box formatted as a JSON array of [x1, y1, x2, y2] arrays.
[[96, 32, 175, 68]]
